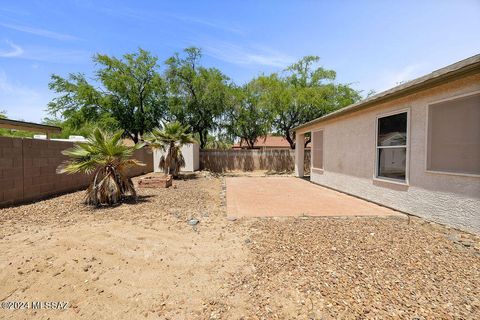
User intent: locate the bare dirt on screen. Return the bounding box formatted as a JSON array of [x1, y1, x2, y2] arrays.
[[0, 172, 479, 319]]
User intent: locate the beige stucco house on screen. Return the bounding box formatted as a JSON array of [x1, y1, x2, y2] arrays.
[[294, 55, 480, 233]]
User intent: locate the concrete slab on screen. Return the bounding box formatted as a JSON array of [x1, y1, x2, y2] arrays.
[[226, 177, 400, 217]]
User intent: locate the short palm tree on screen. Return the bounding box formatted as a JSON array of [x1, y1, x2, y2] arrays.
[[58, 128, 145, 206], [147, 121, 196, 177]]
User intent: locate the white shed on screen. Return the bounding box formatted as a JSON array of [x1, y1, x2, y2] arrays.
[[153, 143, 200, 173]]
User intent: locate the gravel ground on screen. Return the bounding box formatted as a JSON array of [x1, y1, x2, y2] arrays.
[[214, 217, 480, 319], [0, 172, 224, 237], [0, 172, 479, 319]]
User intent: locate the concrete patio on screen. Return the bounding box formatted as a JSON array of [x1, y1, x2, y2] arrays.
[[226, 177, 401, 217]]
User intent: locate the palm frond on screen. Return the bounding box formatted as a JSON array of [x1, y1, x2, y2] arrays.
[[147, 121, 196, 177], [58, 128, 145, 206]]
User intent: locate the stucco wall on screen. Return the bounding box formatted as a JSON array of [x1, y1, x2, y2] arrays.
[[298, 73, 480, 233]]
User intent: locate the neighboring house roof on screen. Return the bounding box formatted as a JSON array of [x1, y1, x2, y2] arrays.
[[233, 135, 291, 148], [294, 54, 480, 132], [0, 118, 62, 135]]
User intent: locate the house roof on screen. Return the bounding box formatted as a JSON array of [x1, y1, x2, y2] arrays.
[[0, 118, 62, 134], [233, 135, 291, 148], [293, 54, 480, 132]]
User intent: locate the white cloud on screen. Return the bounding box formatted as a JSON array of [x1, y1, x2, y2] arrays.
[[90, 4, 245, 35], [0, 71, 52, 122], [358, 63, 430, 94], [0, 22, 78, 41], [19, 46, 90, 64], [204, 42, 294, 68], [0, 41, 90, 64], [386, 64, 424, 87], [0, 40, 23, 57], [172, 15, 245, 35]]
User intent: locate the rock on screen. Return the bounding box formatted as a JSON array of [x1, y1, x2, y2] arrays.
[[226, 216, 238, 222], [188, 218, 199, 226]]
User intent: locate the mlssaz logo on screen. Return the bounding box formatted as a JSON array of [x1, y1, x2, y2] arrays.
[[31, 301, 69, 309]]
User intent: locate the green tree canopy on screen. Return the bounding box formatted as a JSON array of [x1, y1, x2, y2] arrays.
[[48, 48, 168, 143], [165, 47, 231, 149], [225, 83, 272, 149], [256, 56, 361, 148]]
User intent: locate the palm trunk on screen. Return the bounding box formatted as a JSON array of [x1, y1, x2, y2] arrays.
[[167, 142, 174, 176]]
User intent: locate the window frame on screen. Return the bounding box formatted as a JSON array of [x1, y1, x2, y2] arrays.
[[425, 90, 480, 178], [374, 108, 410, 185], [311, 128, 324, 171]]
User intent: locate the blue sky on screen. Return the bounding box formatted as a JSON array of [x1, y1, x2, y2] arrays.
[[1, 0, 479, 122]]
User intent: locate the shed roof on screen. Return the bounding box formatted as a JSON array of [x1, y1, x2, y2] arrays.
[[294, 54, 480, 132]]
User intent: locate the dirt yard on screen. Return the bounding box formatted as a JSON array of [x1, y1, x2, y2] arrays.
[[0, 172, 479, 319]]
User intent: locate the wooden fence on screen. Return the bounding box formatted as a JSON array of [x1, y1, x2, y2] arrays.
[[200, 148, 310, 173], [0, 137, 153, 207]]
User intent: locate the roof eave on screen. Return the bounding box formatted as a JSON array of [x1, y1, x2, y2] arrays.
[[293, 54, 480, 132], [0, 118, 62, 134]]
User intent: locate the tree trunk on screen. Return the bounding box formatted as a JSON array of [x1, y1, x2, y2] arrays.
[[199, 131, 207, 149], [125, 130, 138, 144], [304, 137, 311, 148], [246, 139, 256, 149], [167, 143, 173, 176], [285, 131, 295, 149], [131, 133, 139, 144]]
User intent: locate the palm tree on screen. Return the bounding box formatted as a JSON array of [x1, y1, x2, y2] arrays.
[[147, 121, 196, 177], [58, 128, 145, 206]]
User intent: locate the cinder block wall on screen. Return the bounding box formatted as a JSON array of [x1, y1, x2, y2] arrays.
[[0, 137, 24, 205], [200, 149, 311, 173], [0, 137, 153, 207]]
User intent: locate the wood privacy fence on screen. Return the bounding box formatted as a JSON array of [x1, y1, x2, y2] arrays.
[[0, 137, 153, 207], [200, 149, 311, 173]]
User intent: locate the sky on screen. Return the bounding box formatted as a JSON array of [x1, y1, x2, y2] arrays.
[[0, 0, 479, 122]]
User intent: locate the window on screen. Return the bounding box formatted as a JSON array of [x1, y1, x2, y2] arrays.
[[427, 92, 480, 175], [311, 130, 324, 170], [376, 111, 408, 182]]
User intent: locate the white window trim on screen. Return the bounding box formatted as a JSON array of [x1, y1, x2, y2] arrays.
[[374, 108, 410, 185], [311, 129, 324, 171], [424, 90, 480, 178]]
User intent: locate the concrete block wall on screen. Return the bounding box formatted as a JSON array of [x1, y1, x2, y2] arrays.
[[0, 137, 24, 205], [0, 137, 153, 207], [21, 138, 91, 203]]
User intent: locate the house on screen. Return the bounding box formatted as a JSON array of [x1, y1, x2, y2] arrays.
[[0, 118, 61, 138], [232, 135, 292, 149], [293, 54, 480, 233]]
